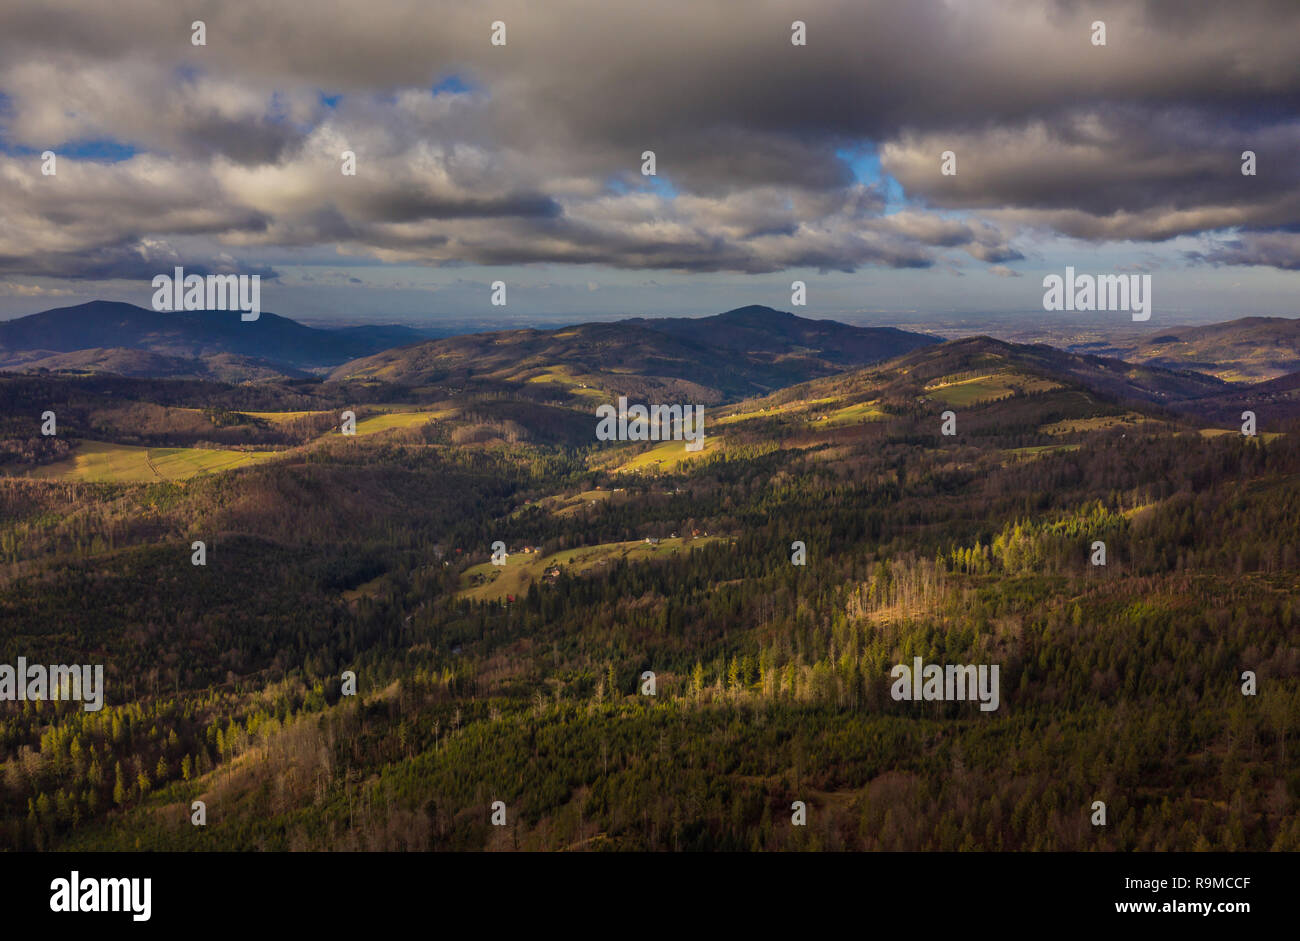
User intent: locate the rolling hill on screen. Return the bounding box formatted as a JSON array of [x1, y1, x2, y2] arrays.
[[1169, 368, 1300, 425], [884, 336, 1229, 407], [330, 306, 939, 403], [0, 347, 313, 382], [0, 300, 434, 375], [1072, 316, 1300, 382], [620, 305, 938, 366]]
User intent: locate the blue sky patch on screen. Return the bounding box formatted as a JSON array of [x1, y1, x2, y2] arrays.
[[433, 75, 473, 96]]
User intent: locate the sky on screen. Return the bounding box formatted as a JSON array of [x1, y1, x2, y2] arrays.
[[0, 0, 1298, 327]]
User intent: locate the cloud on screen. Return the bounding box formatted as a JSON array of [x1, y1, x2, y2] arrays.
[[1187, 231, 1300, 271], [0, 279, 76, 296], [882, 107, 1300, 244], [0, 0, 1297, 278]]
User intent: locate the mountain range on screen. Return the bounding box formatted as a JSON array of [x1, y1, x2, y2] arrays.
[[330, 305, 941, 402], [1068, 316, 1300, 382], [0, 302, 941, 400], [2, 300, 1299, 419]]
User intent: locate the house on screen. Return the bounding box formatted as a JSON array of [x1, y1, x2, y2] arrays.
[[645, 536, 660, 545]]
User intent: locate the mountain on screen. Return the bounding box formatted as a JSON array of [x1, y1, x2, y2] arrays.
[[885, 335, 1229, 407], [0, 300, 430, 374], [331, 306, 939, 402], [620, 305, 938, 365], [1166, 368, 1300, 425], [1070, 316, 1300, 382], [0, 347, 312, 382], [705, 333, 1231, 449]]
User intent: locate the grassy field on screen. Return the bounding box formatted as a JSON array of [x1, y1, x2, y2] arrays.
[[717, 396, 838, 425], [352, 411, 439, 435], [818, 400, 886, 426], [18, 408, 446, 483], [1003, 444, 1081, 460], [240, 410, 328, 423], [523, 366, 608, 402], [925, 372, 1061, 406], [598, 434, 724, 473], [1039, 413, 1154, 436], [1199, 428, 1284, 442], [241, 406, 445, 436], [458, 535, 720, 601], [24, 440, 282, 482], [519, 488, 620, 518]]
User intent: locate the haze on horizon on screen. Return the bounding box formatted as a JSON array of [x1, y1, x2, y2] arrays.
[[1, 0, 1298, 326]]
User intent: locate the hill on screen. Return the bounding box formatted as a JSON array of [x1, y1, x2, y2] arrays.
[[1074, 316, 1300, 382], [0, 301, 432, 374], [0, 347, 312, 382], [621, 305, 937, 365], [1170, 368, 1300, 425], [331, 306, 938, 403], [886, 336, 1229, 407]]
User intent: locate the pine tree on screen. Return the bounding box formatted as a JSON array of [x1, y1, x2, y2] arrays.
[[112, 762, 126, 806]]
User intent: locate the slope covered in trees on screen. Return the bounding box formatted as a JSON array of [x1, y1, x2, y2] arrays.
[[0, 334, 1296, 852]]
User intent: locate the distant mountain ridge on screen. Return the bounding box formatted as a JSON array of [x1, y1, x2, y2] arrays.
[[0, 300, 434, 376], [619, 305, 938, 365], [889, 335, 1229, 405], [1069, 316, 1300, 382], [330, 305, 941, 402], [0, 348, 312, 382], [4, 301, 1289, 411]]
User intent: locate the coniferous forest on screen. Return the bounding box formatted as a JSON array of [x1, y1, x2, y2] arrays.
[[2, 336, 1296, 853]]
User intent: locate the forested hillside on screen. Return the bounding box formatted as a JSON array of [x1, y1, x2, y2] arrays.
[[0, 333, 1296, 852]]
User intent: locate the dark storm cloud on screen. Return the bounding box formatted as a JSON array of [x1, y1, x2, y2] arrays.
[[362, 191, 563, 223], [0, 0, 1296, 278], [1188, 232, 1300, 271]]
